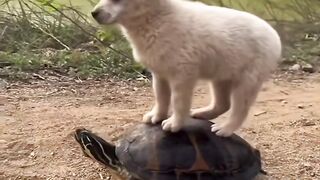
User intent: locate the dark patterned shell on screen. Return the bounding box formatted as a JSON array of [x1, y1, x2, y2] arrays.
[[116, 119, 263, 180]]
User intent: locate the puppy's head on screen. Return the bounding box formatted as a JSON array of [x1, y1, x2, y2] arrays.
[[91, 0, 156, 25]]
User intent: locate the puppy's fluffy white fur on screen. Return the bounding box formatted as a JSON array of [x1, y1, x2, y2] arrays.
[[92, 0, 282, 136]]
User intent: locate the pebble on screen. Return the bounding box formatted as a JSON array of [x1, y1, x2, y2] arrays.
[[0, 139, 8, 149], [0, 79, 8, 89], [302, 120, 316, 127], [301, 162, 313, 171], [29, 151, 36, 159], [301, 63, 315, 73], [289, 64, 301, 71]]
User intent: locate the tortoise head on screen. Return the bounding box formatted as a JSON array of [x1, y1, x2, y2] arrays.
[[74, 128, 122, 171]]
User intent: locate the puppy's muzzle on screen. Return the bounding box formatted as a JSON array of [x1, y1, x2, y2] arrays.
[[91, 9, 112, 24], [91, 10, 100, 19]]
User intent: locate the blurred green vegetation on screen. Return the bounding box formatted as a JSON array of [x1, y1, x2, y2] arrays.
[[0, 0, 147, 80], [0, 0, 319, 81]]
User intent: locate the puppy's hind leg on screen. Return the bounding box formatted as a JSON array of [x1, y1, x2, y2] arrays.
[[191, 80, 232, 120], [212, 77, 262, 137], [143, 74, 171, 124]]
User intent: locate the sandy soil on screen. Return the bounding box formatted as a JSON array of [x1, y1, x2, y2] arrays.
[[0, 73, 319, 180]]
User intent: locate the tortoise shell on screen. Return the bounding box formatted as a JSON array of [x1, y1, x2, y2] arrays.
[[115, 119, 264, 180]]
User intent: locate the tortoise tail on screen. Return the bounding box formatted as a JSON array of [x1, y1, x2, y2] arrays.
[[74, 128, 122, 171], [259, 169, 268, 175], [253, 149, 268, 176]]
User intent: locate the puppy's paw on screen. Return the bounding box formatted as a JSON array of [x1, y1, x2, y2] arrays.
[[211, 122, 240, 137], [161, 116, 183, 132], [143, 111, 166, 124]]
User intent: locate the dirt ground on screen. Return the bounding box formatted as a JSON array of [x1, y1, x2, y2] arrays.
[[0, 72, 319, 180]]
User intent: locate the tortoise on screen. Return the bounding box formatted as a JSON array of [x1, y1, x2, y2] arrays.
[[74, 119, 266, 180]]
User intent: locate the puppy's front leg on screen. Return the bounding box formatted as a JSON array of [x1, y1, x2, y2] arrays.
[[162, 78, 195, 132], [143, 74, 171, 124]]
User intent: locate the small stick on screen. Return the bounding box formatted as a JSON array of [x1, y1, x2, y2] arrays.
[[280, 90, 289, 95], [254, 111, 267, 116], [32, 73, 46, 80], [0, 25, 8, 41], [29, 21, 71, 50], [99, 173, 104, 179]]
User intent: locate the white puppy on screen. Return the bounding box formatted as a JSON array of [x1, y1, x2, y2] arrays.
[[91, 0, 282, 136]]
